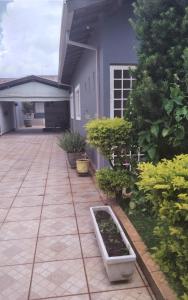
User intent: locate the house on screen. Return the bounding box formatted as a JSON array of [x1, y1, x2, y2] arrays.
[[58, 0, 137, 169], [0, 75, 69, 134]]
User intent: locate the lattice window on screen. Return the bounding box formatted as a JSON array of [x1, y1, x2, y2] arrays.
[[110, 65, 136, 118]]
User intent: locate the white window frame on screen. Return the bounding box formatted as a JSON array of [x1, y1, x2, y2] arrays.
[[70, 92, 74, 119], [110, 65, 136, 119], [75, 84, 81, 120]]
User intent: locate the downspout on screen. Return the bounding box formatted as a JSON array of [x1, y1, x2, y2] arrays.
[[66, 34, 100, 169]]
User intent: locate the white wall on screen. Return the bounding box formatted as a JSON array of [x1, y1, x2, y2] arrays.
[[0, 102, 15, 135]]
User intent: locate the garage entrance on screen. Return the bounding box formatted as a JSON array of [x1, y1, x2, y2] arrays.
[[0, 75, 70, 135]]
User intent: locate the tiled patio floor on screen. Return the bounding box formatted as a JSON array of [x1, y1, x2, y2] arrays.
[[0, 132, 155, 300]]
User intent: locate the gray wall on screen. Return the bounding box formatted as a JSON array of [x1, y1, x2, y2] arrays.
[[69, 0, 137, 168], [0, 102, 15, 135]]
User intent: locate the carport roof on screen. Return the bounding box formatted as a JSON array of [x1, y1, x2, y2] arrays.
[[58, 0, 122, 84], [0, 75, 69, 90]]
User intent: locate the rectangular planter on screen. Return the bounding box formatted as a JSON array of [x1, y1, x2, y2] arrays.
[[90, 205, 136, 282]]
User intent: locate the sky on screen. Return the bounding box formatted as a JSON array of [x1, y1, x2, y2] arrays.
[[0, 0, 64, 78]]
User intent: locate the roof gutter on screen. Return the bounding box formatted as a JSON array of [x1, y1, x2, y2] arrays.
[[66, 34, 101, 169], [66, 34, 100, 119]]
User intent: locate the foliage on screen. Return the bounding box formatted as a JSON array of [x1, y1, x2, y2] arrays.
[[126, 0, 188, 161], [22, 102, 33, 114], [58, 131, 85, 153], [137, 154, 188, 297], [96, 168, 132, 201], [85, 118, 132, 168]]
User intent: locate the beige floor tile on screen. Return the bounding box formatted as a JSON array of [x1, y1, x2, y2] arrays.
[[0, 220, 39, 240], [41, 204, 75, 219], [36, 234, 81, 262], [80, 233, 100, 258], [0, 238, 36, 266], [12, 195, 43, 207], [72, 191, 102, 203], [77, 215, 94, 234], [0, 264, 32, 300], [6, 206, 41, 221], [0, 209, 8, 222], [41, 296, 89, 300], [0, 189, 18, 197], [72, 183, 98, 194], [44, 193, 72, 205], [17, 186, 45, 196], [70, 177, 93, 185], [39, 217, 77, 237], [85, 257, 145, 293], [30, 259, 88, 299], [75, 202, 102, 217], [0, 197, 14, 209], [90, 287, 153, 300], [45, 185, 71, 195]]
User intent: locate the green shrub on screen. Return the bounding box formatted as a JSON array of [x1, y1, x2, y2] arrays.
[[137, 154, 188, 297], [85, 118, 132, 168], [126, 1, 188, 162], [96, 168, 132, 201], [58, 131, 85, 153]]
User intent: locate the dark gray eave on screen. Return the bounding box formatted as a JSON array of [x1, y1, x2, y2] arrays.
[[0, 75, 69, 91], [58, 0, 122, 84]]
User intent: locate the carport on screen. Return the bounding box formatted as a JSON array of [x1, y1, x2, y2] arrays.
[[0, 75, 70, 135]]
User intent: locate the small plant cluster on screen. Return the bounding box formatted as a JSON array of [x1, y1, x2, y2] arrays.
[[137, 154, 188, 298], [95, 210, 129, 256], [85, 118, 133, 201], [58, 131, 85, 153]]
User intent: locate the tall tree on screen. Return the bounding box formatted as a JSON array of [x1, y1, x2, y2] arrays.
[[127, 0, 188, 161]]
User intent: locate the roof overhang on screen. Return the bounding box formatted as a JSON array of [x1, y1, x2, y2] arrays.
[[58, 0, 123, 84], [0, 75, 70, 102]]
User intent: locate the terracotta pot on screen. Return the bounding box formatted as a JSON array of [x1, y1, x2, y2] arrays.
[[67, 152, 83, 168], [76, 159, 89, 175]]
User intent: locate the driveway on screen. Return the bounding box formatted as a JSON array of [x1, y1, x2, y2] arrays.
[[0, 132, 154, 300]]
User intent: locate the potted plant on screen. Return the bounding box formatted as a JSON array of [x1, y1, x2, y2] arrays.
[[58, 131, 86, 168], [22, 102, 34, 127], [76, 153, 90, 176], [90, 205, 136, 282]]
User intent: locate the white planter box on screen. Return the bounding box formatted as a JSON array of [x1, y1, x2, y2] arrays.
[[90, 205, 136, 282]]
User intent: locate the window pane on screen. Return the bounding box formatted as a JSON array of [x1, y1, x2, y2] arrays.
[[114, 80, 122, 89], [132, 80, 136, 88], [114, 110, 121, 118], [123, 100, 127, 108], [123, 90, 130, 98], [123, 69, 130, 78], [114, 70, 122, 79], [114, 100, 121, 108], [123, 80, 130, 89], [114, 90, 122, 99]]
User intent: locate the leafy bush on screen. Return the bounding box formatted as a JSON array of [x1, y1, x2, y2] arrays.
[[96, 168, 132, 201], [137, 155, 188, 297], [85, 118, 132, 168], [126, 1, 188, 162], [58, 131, 85, 153]]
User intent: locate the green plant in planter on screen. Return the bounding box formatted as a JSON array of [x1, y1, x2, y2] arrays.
[[58, 131, 86, 168], [58, 131, 85, 153], [96, 168, 132, 201]]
